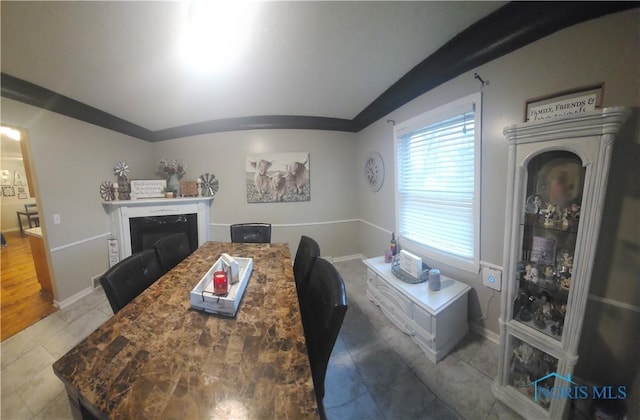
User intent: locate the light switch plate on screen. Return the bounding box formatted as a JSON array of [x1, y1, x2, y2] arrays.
[[482, 267, 502, 291]]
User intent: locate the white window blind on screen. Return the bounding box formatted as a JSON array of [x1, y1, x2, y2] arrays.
[[394, 93, 481, 272]]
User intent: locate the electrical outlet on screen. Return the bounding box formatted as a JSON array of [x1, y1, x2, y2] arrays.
[[482, 267, 502, 291], [53, 213, 61, 224]]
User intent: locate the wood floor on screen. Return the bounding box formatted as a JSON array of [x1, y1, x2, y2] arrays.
[[1, 230, 57, 341]]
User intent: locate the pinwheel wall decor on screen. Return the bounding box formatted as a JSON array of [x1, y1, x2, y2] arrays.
[[113, 161, 131, 200], [200, 173, 219, 197], [100, 181, 116, 201]]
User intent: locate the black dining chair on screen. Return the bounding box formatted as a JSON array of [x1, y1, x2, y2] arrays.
[[24, 203, 40, 227], [152, 232, 192, 273], [230, 223, 272, 243], [300, 257, 348, 419], [100, 248, 164, 314], [293, 235, 320, 299]]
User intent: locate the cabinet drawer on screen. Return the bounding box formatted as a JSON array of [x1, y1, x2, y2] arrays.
[[377, 294, 414, 336], [366, 269, 378, 288], [412, 304, 433, 335], [414, 329, 434, 352], [378, 283, 412, 318]]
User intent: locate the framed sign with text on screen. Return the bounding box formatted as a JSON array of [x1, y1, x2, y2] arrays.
[[524, 83, 604, 122], [130, 179, 166, 199]]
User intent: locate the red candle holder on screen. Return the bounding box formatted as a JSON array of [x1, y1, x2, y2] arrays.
[[213, 270, 228, 295]]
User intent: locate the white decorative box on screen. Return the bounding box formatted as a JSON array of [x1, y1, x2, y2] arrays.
[[399, 250, 423, 279], [190, 256, 253, 317]]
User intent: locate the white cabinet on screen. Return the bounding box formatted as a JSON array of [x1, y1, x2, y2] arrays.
[[364, 257, 471, 363], [493, 107, 630, 419]]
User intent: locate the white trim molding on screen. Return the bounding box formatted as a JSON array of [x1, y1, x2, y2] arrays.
[[587, 294, 640, 313], [210, 219, 360, 228], [53, 286, 94, 309], [358, 219, 392, 235], [470, 322, 500, 344], [50, 232, 112, 253]]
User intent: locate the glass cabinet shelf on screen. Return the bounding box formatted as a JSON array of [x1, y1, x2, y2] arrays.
[[512, 151, 583, 342], [508, 336, 559, 411]]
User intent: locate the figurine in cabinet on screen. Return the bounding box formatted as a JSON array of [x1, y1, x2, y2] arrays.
[[524, 264, 539, 283], [514, 342, 536, 365], [534, 313, 547, 328], [550, 321, 564, 336], [543, 265, 554, 280], [541, 295, 554, 319], [566, 203, 581, 221], [511, 373, 531, 389], [543, 203, 558, 226], [557, 250, 573, 273], [526, 194, 543, 214], [561, 209, 569, 230], [514, 290, 536, 318]]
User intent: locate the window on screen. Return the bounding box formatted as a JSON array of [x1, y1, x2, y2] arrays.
[[394, 92, 481, 272]]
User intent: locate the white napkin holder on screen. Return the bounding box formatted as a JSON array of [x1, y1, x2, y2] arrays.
[[221, 253, 240, 284], [399, 250, 423, 279]]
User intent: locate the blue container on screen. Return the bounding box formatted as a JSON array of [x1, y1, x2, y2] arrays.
[[428, 269, 441, 291]]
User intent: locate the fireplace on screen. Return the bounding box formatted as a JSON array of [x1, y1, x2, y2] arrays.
[[130, 214, 198, 254], [103, 197, 214, 262]]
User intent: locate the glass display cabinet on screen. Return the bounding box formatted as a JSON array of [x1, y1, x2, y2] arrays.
[[493, 107, 629, 419]]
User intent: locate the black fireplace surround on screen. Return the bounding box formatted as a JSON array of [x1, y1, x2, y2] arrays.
[[130, 214, 198, 254]]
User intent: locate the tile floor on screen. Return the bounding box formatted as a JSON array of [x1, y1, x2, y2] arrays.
[[0, 258, 559, 419]]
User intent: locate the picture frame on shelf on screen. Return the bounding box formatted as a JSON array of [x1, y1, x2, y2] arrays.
[[130, 179, 166, 199], [524, 83, 604, 122], [179, 180, 198, 197]]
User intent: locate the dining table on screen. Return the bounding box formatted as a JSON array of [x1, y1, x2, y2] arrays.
[[52, 242, 319, 419]]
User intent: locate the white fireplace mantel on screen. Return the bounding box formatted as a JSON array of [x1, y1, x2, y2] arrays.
[[103, 197, 214, 261]]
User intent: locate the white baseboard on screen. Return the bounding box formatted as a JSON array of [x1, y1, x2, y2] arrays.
[[333, 253, 366, 263], [469, 322, 500, 344], [54, 286, 94, 309], [91, 274, 104, 289]]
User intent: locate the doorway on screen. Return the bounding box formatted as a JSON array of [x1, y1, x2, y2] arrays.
[[0, 126, 57, 341]]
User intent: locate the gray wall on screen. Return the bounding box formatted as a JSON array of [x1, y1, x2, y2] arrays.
[[152, 129, 360, 259], [0, 100, 360, 302], [0, 7, 637, 399], [1, 99, 156, 302]]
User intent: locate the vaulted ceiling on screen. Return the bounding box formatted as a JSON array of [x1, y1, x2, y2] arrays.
[[1, 1, 634, 141]]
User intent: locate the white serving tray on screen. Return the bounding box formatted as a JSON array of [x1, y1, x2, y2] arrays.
[[190, 256, 253, 317]]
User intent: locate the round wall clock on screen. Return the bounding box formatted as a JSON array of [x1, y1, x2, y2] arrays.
[[365, 152, 384, 192]]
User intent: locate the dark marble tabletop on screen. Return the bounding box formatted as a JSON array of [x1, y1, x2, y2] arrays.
[[53, 242, 318, 419]]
